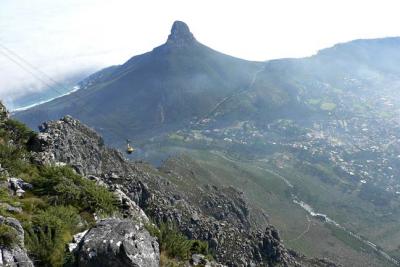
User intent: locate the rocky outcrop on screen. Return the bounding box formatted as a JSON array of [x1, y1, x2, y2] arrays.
[[0, 216, 34, 267], [166, 20, 196, 47], [7, 177, 32, 198], [75, 218, 159, 267], [30, 116, 336, 266], [159, 155, 270, 231], [30, 115, 127, 176], [113, 186, 150, 224]]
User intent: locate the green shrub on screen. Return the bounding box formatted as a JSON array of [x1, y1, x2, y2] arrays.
[[0, 188, 11, 202], [33, 166, 117, 215], [19, 195, 48, 214], [0, 144, 23, 166], [25, 206, 79, 267], [0, 224, 18, 247], [0, 117, 40, 179], [32, 206, 80, 231], [146, 223, 210, 261], [190, 239, 209, 255], [0, 188, 20, 207], [5, 119, 36, 144], [0, 141, 35, 177], [79, 211, 96, 228]]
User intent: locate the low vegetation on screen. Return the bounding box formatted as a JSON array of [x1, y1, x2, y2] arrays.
[[21, 165, 117, 267], [32, 166, 117, 215], [0, 117, 118, 266], [24, 206, 80, 266], [146, 222, 211, 264], [4, 119, 36, 144], [0, 224, 18, 247]]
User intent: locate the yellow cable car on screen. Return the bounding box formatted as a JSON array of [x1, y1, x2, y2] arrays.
[[126, 139, 135, 154]]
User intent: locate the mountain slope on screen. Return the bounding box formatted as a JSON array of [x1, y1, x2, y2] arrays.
[[16, 23, 400, 146], [16, 21, 268, 142]]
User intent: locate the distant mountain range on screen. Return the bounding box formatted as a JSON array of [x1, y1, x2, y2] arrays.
[[15, 21, 400, 144], [15, 21, 262, 140]]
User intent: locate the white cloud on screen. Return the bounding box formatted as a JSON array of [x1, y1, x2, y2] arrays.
[[1, 0, 400, 103]]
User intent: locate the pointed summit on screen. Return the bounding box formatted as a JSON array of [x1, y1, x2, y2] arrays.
[[166, 21, 196, 46]]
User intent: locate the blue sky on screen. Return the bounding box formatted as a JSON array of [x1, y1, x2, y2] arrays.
[[1, 0, 400, 102]]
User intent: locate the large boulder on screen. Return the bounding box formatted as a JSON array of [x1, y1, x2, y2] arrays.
[[76, 218, 159, 267], [0, 216, 34, 267]]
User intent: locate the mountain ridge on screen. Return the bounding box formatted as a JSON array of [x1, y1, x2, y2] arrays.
[[15, 22, 400, 143], [15, 21, 264, 142]]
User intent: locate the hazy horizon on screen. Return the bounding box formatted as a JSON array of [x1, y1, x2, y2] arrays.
[[2, 0, 400, 105]]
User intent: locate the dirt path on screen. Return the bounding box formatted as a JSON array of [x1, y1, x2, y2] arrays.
[[288, 215, 311, 242], [201, 65, 265, 120]]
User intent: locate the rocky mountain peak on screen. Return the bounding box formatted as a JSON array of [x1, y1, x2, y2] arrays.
[[166, 20, 196, 46]]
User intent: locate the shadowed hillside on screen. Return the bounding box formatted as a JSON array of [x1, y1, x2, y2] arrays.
[[16, 21, 267, 141]]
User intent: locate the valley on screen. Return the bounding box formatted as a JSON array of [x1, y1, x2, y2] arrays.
[[132, 79, 400, 266], [134, 113, 400, 266]]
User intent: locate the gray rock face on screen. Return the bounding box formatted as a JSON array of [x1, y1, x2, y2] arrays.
[[113, 187, 149, 224], [68, 229, 88, 253], [31, 116, 337, 267], [166, 20, 196, 46], [0, 203, 22, 214], [76, 218, 159, 267], [0, 216, 34, 267], [200, 184, 251, 228], [31, 115, 127, 177]]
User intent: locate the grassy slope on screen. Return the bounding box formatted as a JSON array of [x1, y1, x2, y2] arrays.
[[157, 145, 396, 267], [275, 161, 400, 259]]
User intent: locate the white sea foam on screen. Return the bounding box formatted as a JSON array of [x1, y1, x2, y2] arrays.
[[11, 85, 80, 112]]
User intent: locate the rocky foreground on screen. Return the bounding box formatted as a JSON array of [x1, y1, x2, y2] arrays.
[[31, 116, 298, 266], [1, 102, 338, 266]]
